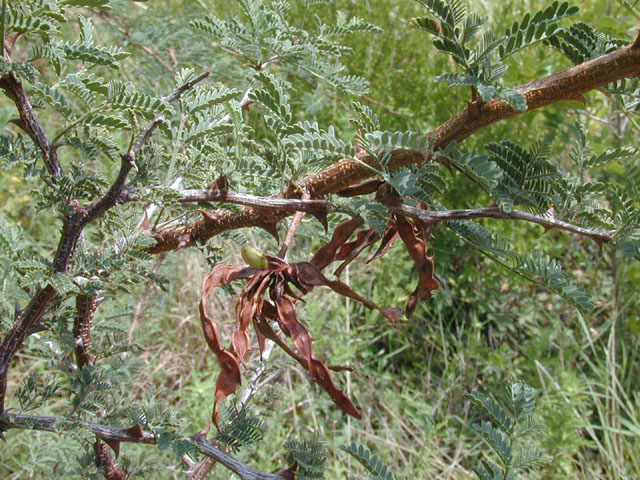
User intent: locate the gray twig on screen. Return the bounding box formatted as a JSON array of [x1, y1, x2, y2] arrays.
[[1, 414, 289, 480]]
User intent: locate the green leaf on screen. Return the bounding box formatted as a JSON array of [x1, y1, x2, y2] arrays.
[[110, 92, 174, 116], [84, 113, 130, 129], [61, 0, 112, 9], [341, 442, 396, 480], [285, 126, 356, 159], [472, 422, 512, 465], [499, 2, 579, 60], [468, 390, 513, 434], [495, 87, 527, 111], [364, 130, 432, 151]]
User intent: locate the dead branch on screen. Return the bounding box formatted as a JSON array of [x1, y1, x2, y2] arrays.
[[73, 296, 126, 479]]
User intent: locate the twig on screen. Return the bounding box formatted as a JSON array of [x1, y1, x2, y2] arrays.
[[98, 12, 174, 72], [1, 0, 7, 58], [278, 209, 306, 259], [388, 204, 616, 244], [176, 189, 329, 215], [0, 414, 290, 480], [355, 93, 401, 115], [238, 340, 277, 409], [163, 71, 211, 103], [128, 255, 165, 342], [187, 457, 216, 480], [0, 75, 62, 179]]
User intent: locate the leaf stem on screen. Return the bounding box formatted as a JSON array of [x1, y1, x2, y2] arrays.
[[0, 0, 7, 59]]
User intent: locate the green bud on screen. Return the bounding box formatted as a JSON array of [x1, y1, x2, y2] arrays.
[[241, 246, 268, 269]]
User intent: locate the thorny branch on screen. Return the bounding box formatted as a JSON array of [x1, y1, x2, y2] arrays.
[[0, 74, 63, 179], [388, 205, 616, 244], [161, 188, 615, 244], [148, 39, 640, 254], [0, 414, 289, 480], [0, 71, 211, 414], [74, 295, 126, 480]]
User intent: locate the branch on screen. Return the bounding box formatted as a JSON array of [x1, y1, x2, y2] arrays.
[[163, 70, 211, 103], [0, 414, 289, 480], [147, 39, 640, 253], [0, 72, 211, 413], [0, 74, 62, 179], [279, 209, 306, 258], [388, 205, 615, 244], [73, 295, 99, 369], [73, 295, 126, 479], [176, 188, 329, 215], [167, 189, 615, 244]]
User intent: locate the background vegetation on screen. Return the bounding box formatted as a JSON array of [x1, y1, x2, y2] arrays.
[[1, 0, 639, 479]]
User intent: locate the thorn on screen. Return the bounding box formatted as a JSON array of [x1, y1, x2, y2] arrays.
[[197, 209, 219, 223], [467, 99, 482, 119], [122, 424, 144, 438], [104, 439, 120, 457], [310, 211, 328, 232], [259, 222, 280, 243], [633, 31, 640, 49], [277, 462, 298, 480], [139, 210, 150, 231], [8, 118, 26, 130], [124, 153, 138, 171], [208, 176, 228, 198], [190, 423, 211, 442], [567, 93, 587, 105]]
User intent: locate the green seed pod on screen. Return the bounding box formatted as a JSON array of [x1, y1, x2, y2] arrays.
[[241, 246, 268, 269]]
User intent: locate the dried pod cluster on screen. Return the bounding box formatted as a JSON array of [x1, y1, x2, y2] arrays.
[[200, 182, 439, 424]]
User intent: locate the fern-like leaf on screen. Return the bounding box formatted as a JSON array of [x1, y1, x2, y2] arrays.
[[499, 1, 579, 60], [467, 391, 513, 434], [364, 130, 432, 152], [472, 422, 512, 465], [341, 442, 396, 480]]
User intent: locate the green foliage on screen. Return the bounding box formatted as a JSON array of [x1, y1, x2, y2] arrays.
[[364, 130, 431, 152], [285, 437, 328, 479], [215, 406, 266, 452], [342, 442, 398, 480], [285, 123, 356, 159], [189, 0, 377, 93], [17, 371, 60, 412], [485, 140, 560, 214], [547, 22, 626, 64], [468, 380, 548, 480], [413, 1, 580, 110], [498, 2, 579, 59]]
